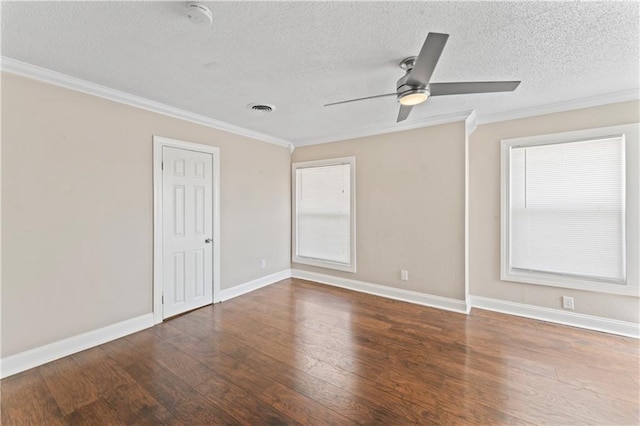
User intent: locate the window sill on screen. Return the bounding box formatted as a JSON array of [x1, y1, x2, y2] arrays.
[[293, 256, 356, 273], [501, 270, 640, 297]]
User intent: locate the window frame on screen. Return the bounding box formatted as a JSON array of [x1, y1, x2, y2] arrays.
[[500, 124, 639, 296], [292, 156, 356, 273]]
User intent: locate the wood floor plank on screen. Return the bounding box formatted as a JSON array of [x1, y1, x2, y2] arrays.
[[99, 336, 143, 368], [0, 370, 66, 425], [38, 345, 175, 425], [204, 308, 510, 424], [64, 346, 176, 424], [158, 324, 278, 395], [125, 360, 239, 425], [63, 398, 124, 426], [38, 355, 101, 416], [70, 347, 131, 396], [194, 372, 301, 425], [169, 309, 406, 425], [223, 338, 409, 425], [261, 382, 354, 426], [2, 278, 638, 425], [178, 300, 449, 425], [126, 328, 214, 387]]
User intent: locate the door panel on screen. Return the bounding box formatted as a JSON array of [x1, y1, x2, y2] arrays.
[[162, 146, 213, 318]]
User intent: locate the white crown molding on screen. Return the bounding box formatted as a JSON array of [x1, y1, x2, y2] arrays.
[[469, 296, 639, 338], [3, 56, 635, 150], [292, 89, 638, 147], [0, 56, 292, 149], [476, 89, 640, 126], [0, 313, 154, 379], [292, 269, 469, 314], [219, 269, 292, 302], [465, 109, 477, 135], [292, 90, 639, 148], [293, 110, 475, 147]]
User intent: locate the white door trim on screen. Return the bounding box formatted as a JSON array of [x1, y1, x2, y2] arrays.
[[153, 136, 221, 324]]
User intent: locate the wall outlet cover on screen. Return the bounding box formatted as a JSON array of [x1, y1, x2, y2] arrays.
[[562, 296, 574, 310]]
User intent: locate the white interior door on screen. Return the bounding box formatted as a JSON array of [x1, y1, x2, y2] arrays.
[[162, 146, 213, 318]]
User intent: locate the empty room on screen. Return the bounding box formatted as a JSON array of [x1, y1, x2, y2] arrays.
[[1, 1, 639, 425]]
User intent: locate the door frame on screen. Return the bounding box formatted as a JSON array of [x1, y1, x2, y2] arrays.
[[152, 136, 221, 324]]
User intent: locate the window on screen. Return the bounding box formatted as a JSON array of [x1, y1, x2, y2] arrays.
[[292, 157, 356, 272], [501, 124, 639, 295]]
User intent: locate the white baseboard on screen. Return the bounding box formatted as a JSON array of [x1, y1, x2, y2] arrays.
[[0, 268, 292, 379], [0, 313, 154, 379], [292, 269, 469, 314], [469, 296, 640, 338], [4, 278, 635, 380], [219, 269, 292, 302]]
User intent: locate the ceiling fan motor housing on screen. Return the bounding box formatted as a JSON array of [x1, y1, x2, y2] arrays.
[[397, 58, 430, 104]]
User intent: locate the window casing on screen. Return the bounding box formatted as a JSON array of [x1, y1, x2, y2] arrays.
[[501, 124, 639, 296], [292, 157, 356, 272]]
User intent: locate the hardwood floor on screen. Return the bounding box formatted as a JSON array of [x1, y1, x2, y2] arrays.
[[2, 278, 638, 425]]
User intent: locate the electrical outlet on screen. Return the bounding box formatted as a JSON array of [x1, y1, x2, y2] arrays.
[[400, 270, 409, 281], [261, 259, 266, 268], [562, 296, 574, 310]]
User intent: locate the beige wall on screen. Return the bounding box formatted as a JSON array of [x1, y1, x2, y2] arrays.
[[469, 100, 640, 323], [292, 122, 467, 300], [1, 73, 291, 357], [2, 70, 636, 360]]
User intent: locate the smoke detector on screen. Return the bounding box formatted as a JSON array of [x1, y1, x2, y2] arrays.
[[186, 2, 213, 26]]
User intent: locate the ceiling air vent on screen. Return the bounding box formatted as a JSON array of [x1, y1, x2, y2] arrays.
[[247, 103, 276, 114]]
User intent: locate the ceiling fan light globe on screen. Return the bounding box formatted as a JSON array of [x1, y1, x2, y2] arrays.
[[398, 90, 429, 106]]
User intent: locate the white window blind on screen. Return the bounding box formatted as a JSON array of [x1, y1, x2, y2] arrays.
[[296, 163, 352, 266], [509, 137, 625, 283]]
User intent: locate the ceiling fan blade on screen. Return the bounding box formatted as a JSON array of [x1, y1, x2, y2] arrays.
[[324, 93, 397, 107], [406, 32, 449, 87], [397, 104, 413, 122], [429, 81, 521, 96]]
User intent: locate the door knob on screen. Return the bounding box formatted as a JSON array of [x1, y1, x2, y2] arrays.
[[205, 238, 212, 244]]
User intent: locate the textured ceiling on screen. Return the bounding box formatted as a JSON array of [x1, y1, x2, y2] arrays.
[[2, 1, 639, 145]]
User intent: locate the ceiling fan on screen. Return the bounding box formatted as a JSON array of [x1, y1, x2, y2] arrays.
[[325, 32, 521, 122]]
